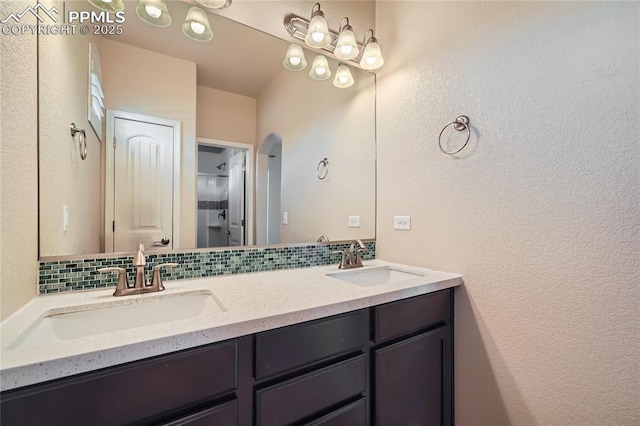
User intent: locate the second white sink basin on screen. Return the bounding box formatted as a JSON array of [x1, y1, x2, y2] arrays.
[[327, 266, 424, 287], [9, 290, 226, 350]]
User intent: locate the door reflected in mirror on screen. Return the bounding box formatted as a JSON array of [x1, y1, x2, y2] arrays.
[[38, 0, 375, 258]]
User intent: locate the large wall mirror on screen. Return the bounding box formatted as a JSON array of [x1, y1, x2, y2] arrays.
[[38, 0, 376, 258]]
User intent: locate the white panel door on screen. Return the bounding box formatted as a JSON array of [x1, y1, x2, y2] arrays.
[[228, 151, 245, 246], [113, 118, 174, 252]]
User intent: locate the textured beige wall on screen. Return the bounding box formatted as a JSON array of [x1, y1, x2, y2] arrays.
[[256, 66, 376, 243], [39, 1, 102, 256], [101, 39, 197, 249], [0, 0, 38, 319], [196, 85, 256, 145], [375, 1, 639, 424]]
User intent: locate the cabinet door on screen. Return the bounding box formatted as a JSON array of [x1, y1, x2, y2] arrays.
[[374, 326, 452, 426]]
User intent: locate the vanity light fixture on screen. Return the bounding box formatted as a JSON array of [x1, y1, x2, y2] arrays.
[[304, 3, 331, 49], [182, 6, 213, 42], [359, 29, 384, 70], [333, 63, 354, 88], [283, 43, 308, 71], [86, 0, 124, 12], [136, 0, 172, 27], [334, 18, 358, 61], [284, 4, 383, 72], [195, 0, 232, 10], [309, 55, 332, 80]]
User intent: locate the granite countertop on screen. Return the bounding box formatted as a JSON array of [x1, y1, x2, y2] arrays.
[[0, 260, 462, 391]]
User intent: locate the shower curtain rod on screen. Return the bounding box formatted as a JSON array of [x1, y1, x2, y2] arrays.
[[197, 172, 229, 178]]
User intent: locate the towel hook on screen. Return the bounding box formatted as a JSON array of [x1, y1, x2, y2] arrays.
[[438, 115, 470, 155], [317, 157, 329, 180], [70, 123, 88, 160]]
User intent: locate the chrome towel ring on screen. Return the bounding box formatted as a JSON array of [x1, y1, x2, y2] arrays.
[[438, 115, 470, 155], [70, 123, 88, 160], [317, 157, 329, 180]]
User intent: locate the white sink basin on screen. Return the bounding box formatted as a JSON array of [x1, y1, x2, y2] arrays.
[[8, 290, 226, 350], [327, 266, 424, 287]]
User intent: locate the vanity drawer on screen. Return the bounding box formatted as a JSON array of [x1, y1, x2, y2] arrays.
[[256, 354, 367, 426], [255, 309, 368, 380], [162, 400, 237, 426], [305, 398, 367, 426], [374, 289, 451, 342], [0, 340, 237, 426]]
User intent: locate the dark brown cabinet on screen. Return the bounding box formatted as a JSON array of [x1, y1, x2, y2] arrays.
[[1, 288, 454, 426], [374, 326, 452, 425]]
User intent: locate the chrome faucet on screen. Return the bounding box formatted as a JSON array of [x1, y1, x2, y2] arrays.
[[333, 239, 367, 269], [98, 243, 178, 296]]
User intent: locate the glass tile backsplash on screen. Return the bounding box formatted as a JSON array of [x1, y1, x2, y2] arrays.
[[38, 241, 376, 294]]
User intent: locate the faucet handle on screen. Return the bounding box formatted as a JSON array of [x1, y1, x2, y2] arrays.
[[151, 263, 179, 291], [98, 267, 130, 296], [332, 250, 349, 269]]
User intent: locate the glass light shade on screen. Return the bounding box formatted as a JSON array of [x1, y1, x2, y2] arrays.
[[334, 27, 358, 60], [195, 0, 228, 9], [309, 55, 331, 80], [182, 6, 213, 42], [87, 0, 124, 12], [360, 38, 384, 70], [304, 13, 331, 48], [136, 0, 171, 27], [333, 64, 354, 88], [283, 44, 308, 71]]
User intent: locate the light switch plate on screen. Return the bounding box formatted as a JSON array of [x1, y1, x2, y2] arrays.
[[348, 216, 361, 228], [393, 215, 411, 230], [283, 211, 288, 225]]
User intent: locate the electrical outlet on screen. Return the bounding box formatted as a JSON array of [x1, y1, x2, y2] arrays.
[[393, 215, 411, 230], [283, 211, 288, 225], [348, 216, 361, 228], [63, 205, 69, 232]]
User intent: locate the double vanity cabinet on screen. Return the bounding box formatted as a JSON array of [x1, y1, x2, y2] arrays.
[[1, 288, 454, 426]]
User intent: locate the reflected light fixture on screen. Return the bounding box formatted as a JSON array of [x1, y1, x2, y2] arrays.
[[283, 44, 308, 71], [333, 63, 354, 88], [182, 6, 213, 42], [87, 0, 124, 12], [136, 0, 171, 27], [334, 18, 358, 61], [360, 29, 384, 70], [304, 3, 331, 49], [195, 0, 232, 9], [309, 55, 332, 80]]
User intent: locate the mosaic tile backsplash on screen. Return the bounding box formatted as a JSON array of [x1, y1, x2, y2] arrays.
[[38, 241, 376, 294]]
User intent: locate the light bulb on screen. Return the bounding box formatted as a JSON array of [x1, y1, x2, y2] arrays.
[[145, 5, 162, 18], [340, 45, 353, 56], [311, 30, 324, 43], [190, 20, 206, 34], [333, 63, 354, 88], [309, 55, 331, 80], [283, 44, 307, 71], [359, 35, 384, 70]]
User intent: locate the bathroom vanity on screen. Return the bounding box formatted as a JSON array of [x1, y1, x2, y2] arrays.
[[0, 262, 461, 425]]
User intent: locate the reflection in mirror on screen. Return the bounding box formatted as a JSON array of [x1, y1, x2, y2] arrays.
[[38, 0, 375, 258]]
